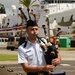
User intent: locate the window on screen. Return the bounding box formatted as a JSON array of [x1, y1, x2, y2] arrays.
[[5, 39, 8, 42], [45, 0, 75, 3], [8, 37, 14, 42], [0, 39, 1, 42], [2, 39, 4, 42], [16, 38, 20, 41]]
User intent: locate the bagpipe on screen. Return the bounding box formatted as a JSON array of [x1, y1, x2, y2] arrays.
[[36, 23, 66, 75], [36, 26, 67, 75], [36, 25, 58, 65], [18, 7, 58, 65]]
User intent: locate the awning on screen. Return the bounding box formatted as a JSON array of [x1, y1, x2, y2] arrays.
[[47, 8, 75, 26]]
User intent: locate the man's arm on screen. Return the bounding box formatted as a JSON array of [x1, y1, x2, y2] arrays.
[[21, 63, 55, 73]]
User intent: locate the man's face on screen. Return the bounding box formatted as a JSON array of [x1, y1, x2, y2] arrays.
[[26, 26, 39, 39]]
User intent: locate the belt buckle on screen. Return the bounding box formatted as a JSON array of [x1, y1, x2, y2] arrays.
[[38, 72, 44, 75]]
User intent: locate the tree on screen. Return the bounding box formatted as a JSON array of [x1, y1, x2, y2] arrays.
[[0, 3, 4, 7], [71, 26, 75, 34], [19, 0, 39, 20], [0, 3, 6, 14]]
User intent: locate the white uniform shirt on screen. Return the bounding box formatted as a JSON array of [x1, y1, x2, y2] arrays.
[[18, 39, 46, 66]]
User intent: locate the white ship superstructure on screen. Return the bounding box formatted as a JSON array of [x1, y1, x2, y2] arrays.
[[37, 1, 75, 36]]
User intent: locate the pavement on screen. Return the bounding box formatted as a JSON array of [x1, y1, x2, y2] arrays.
[[0, 48, 75, 64], [0, 48, 75, 75]]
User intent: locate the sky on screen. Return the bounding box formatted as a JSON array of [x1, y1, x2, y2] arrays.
[[0, 0, 21, 15], [0, 0, 40, 15], [0, 0, 20, 8]]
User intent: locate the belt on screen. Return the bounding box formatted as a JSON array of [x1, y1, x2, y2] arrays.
[[27, 72, 49, 75]]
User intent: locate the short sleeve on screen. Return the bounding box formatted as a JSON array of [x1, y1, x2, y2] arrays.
[[18, 46, 28, 64]]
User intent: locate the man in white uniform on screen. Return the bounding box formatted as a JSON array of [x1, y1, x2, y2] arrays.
[[18, 20, 61, 75]]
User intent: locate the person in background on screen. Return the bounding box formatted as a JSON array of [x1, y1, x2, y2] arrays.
[[18, 29, 27, 46], [18, 20, 61, 75]]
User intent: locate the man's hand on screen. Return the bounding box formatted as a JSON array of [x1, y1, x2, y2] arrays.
[[52, 58, 61, 66], [43, 65, 55, 74]]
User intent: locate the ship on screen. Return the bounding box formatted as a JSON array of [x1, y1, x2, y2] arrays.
[[0, 0, 75, 37], [0, 0, 75, 48]]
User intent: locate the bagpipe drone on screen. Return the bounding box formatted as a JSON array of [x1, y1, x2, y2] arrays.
[[18, 7, 58, 65], [36, 25, 58, 65]]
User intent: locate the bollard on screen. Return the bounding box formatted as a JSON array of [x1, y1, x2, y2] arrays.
[[17, 73, 22, 75], [7, 68, 13, 72], [0, 65, 5, 68]]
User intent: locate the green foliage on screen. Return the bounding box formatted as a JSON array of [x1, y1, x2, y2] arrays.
[[71, 26, 75, 34], [0, 54, 17, 61], [72, 26, 75, 29], [19, 0, 31, 8], [19, 0, 38, 8], [71, 30, 75, 34], [0, 3, 4, 7], [0, 3, 6, 14]]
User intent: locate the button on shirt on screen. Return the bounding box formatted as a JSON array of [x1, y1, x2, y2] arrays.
[[18, 40, 46, 66]]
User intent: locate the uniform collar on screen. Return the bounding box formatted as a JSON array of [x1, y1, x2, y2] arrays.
[[27, 39, 39, 45]]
